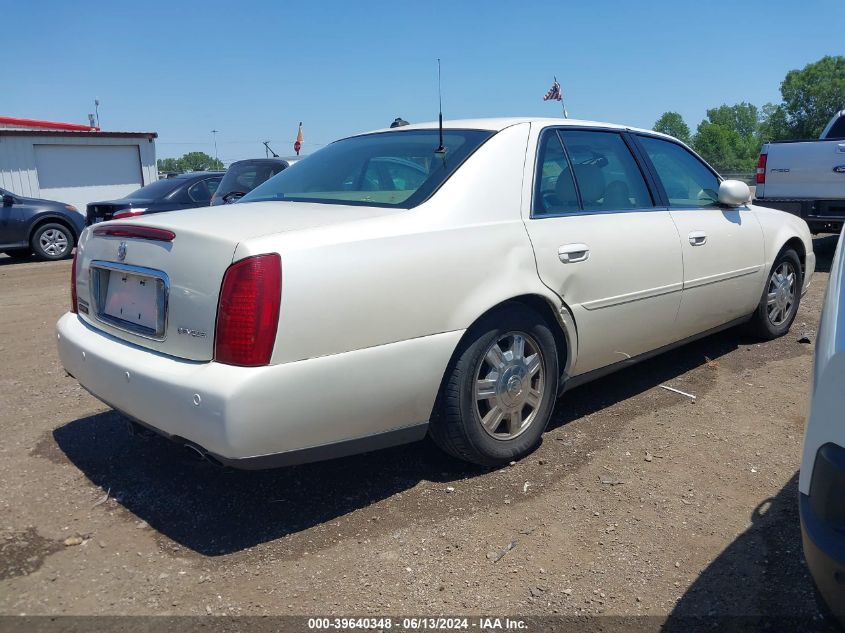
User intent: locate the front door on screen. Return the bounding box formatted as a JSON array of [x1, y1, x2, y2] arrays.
[[635, 135, 765, 339], [0, 190, 29, 248], [523, 128, 684, 375]]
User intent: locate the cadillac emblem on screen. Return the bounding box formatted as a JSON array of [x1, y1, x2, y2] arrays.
[[117, 241, 127, 261]]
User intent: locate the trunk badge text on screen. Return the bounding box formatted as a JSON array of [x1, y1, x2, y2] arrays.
[[178, 327, 207, 338], [117, 242, 127, 261]]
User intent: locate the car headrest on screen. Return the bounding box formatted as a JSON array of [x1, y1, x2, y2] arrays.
[[573, 164, 605, 204]]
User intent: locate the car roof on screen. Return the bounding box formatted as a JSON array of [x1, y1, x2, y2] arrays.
[[357, 117, 676, 141], [171, 171, 225, 179], [229, 158, 289, 166]]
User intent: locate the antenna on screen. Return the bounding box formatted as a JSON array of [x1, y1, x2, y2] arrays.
[[263, 141, 279, 158], [435, 58, 445, 154]]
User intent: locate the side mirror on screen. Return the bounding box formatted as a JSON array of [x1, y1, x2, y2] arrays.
[[718, 180, 751, 207], [2, 194, 14, 207]]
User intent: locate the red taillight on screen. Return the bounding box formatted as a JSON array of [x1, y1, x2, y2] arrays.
[[92, 224, 175, 242], [70, 250, 78, 313], [756, 153, 767, 184], [112, 209, 145, 220], [214, 254, 281, 367]]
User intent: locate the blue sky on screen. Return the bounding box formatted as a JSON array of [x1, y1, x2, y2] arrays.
[[4, 0, 843, 164]]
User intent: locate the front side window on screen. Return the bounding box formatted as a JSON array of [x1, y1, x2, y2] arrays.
[[559, 130, 653, 212], [638, 136, 720, 208], [241, 129, 494, 209]]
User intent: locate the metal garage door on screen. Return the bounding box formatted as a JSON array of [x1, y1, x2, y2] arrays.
[[34, 144, 142, 210]]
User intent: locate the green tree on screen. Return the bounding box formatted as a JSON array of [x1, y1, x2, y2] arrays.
[[692, 103, 762, 172], [759, 102, 791, 141], [653, 111, 691, 145], [178, 151, 224, 171], [156, 157, 182, 173], [775, 55, 845, 139]]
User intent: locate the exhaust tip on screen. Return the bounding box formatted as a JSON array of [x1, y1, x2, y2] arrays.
[[183, 443, 207, 462]]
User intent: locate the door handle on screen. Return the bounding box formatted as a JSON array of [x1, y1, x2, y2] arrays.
[[837, 143, 845, 153], [688, 231, 707, 246], [558, 243, 590, 263]]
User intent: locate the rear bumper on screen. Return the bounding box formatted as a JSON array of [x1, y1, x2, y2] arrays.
[[56, 313, 460, 468]]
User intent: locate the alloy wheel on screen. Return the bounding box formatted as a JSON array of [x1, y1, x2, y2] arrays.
[[474, 331, 545, 440], [766, 261, 797, 327], [39, 229, 69, 257]]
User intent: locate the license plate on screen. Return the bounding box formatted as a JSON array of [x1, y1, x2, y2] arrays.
[[103, 272, 159, 330], [90, 262, 169, 339]]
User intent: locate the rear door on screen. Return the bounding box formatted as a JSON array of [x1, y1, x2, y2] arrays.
[[523, 127, 684, 375], [635, 135, 765, 339]]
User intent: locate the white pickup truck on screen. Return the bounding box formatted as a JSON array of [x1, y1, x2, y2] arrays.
[[754, 110, 845, 234]]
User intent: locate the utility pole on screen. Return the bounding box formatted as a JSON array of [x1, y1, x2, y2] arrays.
[[211, 129, 219, 165]]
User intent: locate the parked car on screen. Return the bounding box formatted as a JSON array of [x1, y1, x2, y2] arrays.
[[86, 172, 224, 225], [800, 227, 845, 625], [57, 118, 815, 470], [210, 158, 291, 206], [754, 109, 845, 234], [0, 187, 85, 260]]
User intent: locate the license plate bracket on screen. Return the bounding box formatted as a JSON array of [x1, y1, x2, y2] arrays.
[[89, 261, 169, 340]]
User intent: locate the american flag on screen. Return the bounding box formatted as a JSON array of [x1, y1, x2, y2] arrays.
[[543, 79, 562, 102]]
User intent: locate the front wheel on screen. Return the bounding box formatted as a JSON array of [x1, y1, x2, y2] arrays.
[[748, 249, 802, 340], [31, 223, 74, 261], [429, 305, 559, 467]]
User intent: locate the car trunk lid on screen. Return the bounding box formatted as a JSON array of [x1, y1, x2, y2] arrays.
[[74, 201, 400, 361]]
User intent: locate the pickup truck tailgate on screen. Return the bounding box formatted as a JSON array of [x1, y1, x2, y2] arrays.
[[762, 139, 845, 199]]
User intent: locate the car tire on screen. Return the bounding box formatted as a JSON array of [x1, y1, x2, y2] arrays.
[[429, 304, 559, 467], [2, 248, 32, 260], [748, 248, 803, 340], [31, 223, 74, 261]]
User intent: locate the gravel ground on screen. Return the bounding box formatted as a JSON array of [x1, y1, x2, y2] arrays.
[[0, 236, 841, 629]]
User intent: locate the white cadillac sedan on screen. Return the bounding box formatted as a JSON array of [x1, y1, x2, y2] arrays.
[[57, 118, 815, 468]]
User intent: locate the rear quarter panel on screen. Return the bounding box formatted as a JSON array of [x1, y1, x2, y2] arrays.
[[236, 123, 569, 366]]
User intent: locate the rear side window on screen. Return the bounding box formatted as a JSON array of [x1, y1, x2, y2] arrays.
[[533, 131, 579, 215], [638, 136, 720, 209], [559, 130, 653, 212]]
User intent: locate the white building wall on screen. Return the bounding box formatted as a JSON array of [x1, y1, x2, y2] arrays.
[[0, 134, 157, 209]]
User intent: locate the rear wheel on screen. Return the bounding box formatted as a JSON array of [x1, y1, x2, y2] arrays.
[[31, 223, 74, 261], [429, 304, 559, 467], [748, 248, 802, 339]]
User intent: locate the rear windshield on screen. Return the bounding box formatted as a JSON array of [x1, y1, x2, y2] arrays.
[[218, 161, 287, 196], [827, 115, 845, 139], [240, 129, 495, 208], [124, 178, 181, 200]]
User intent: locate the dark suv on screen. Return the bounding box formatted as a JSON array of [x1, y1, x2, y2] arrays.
[[86, 172, 224, 225], [0, 188, 85, 260], [210, 158, 291, 205]]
